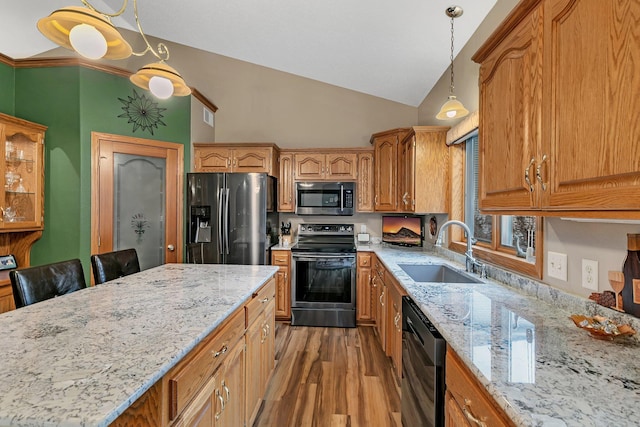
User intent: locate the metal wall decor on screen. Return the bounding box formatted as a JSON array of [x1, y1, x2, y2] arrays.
[[118, 89, 167, 135]]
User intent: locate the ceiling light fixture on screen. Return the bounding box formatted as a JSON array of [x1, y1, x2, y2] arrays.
[[37, 0, 190, 98], [436, 6, 469, 121]]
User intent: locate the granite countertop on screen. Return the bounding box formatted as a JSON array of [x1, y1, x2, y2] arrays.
[[363, 245, 640, 427], [0, 263, 278, 427]]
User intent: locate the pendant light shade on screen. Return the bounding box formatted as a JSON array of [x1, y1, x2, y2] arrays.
[[130, 62, 191, 98], [37, 6, 132, 60], [436, 6, 469, 121], [436, 95, 469, 120], [37, 0, 190, 98]]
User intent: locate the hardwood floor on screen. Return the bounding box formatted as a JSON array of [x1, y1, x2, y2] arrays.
[[253, 323, 401, 427]]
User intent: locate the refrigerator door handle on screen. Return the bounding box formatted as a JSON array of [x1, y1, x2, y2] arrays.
[[224, 188, 230, 254], [217, 188, 224, 255]]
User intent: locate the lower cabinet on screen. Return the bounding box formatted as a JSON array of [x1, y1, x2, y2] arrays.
[[271, 250, 291, 320], [386, 273, 405, 381], [446, 346, 514, 427], [356, 252, 374, 324], [373, 259, 387, 350], [111, 278, 276, 427], [245, 284, 276, 426]]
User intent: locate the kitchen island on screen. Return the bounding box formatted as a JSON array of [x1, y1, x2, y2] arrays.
[[364, 245, 640, 427], [0, 263, 278, 427]]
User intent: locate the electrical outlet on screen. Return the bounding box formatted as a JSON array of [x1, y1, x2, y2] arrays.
[[548, 251, 568, 281], [582, 259, 598, 290]]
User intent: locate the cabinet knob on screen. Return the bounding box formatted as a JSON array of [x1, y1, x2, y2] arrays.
[[167, 244, 175, 251]]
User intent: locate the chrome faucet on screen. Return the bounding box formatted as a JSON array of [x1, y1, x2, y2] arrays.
[[435, 220, 486, 278]]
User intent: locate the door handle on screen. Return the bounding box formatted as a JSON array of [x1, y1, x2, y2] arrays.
[[167, 244, 175, 251]]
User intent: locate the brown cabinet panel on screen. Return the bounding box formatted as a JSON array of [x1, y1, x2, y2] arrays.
[[325, 153, 357, 180], [356, 252, 373, 323], [357, 151, 374, 212], [294, 153, 357, 181], [271, 250, 291, 320], [193, 144, 278, 176], [294, 154, 325, 180], [278, 153, 294, 212], [372, 132, 401, 211]]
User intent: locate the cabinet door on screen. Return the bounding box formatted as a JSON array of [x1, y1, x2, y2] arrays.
[[357, 152, 374, 212], [356, 253, 373, 322], [325, 153, 357, 180], [544, 0, 640, 210], [294, 154, 325, 180], [278, 153, 295, 212], [217, 340, 245, 427], [231, 148, 272, 174], [0, 283, 15, 313], [271, 250, 291, 320], [175, 371, 219, 427], [261, 300, 276, 392], [478, 5, 543, 211], [398, 137, 414, 212], [0, 119, 45, 230], [195, 148, 232, 173], [373, 136, 398, 211], [245, 317, 262, 425], [445, 391, 471, 427]]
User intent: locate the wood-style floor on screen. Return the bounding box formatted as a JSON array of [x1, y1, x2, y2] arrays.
[[253, 323, 401, 427]]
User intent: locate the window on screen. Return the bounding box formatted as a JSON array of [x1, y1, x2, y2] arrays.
[[447, 119, 543, 278]]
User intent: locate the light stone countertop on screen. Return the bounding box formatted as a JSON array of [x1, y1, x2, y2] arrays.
[[0, 263, 278, 427], [361, 244, 640, 427]]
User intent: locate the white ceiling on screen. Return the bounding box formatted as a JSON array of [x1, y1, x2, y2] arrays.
[[2, 0, 496, 107]]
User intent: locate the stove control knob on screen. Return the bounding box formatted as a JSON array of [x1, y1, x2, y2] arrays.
[[346, 226, 353, 232], [300, 225, 306, 232]]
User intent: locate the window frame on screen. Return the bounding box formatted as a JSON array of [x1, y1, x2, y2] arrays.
[[446, 112, 543, 279]]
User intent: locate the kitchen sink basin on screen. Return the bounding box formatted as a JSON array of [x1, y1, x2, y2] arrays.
[[398, 264, 482, 284]]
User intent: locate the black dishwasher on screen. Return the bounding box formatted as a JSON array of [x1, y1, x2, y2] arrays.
[[402, 296, 446, 427]]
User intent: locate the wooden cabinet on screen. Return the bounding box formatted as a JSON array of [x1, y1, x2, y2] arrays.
[[372, 258, 387, 349], [356, 252, 374, 324], [193, 143, 279, 176], [386, 273, 405, 380], [277, 153, 294, 212], [398, 127, 450, 213], [446, 347, 514, 427], [0, 280, 15, 313], [356, 151, 374, 212], [271, 249, 291, 320], [245, 279, 276, 426], [0, 113, 46, 231], [473, 0, 640, 215], [371, 129, 406, 211], [293, 152, 357, 181]]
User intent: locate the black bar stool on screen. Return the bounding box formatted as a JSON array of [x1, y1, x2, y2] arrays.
[[90, 248, 141, 285], [10, 259, 87, 308]]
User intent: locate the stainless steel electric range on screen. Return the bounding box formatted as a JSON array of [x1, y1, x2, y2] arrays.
[[290, 223, 356, 328]]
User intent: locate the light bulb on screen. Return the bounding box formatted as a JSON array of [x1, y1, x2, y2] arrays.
[[446, 110, 457, 118], [149, 76, 174, 99], [69, 24, 107, 60]]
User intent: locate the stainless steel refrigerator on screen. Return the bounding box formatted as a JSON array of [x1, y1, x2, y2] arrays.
[[186, 173, 277, 265]]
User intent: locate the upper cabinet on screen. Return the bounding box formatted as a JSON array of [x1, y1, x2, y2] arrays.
[[357, 151, 374, 212], [0, 113, 46, 231], [399, 127, 450, 214], [278, 152, 295, 212], [473, 0, 640, 216], [371, 129, 406, 212], [193, 143, 279, 176], [371, 127, 449, 214], [293, 152, 357, 181]]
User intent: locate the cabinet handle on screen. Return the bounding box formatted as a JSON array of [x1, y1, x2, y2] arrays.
[[215, 389, 225, 420], [372, 276, 377, 287], [261, 297, 269, 303], [374, 195, 378, 206], [462, 399, 487, 427], [213, 345, 228, 358], [524, 158, 535, 192], [284, 272, 287, 280], [227, 159, 231, 166], [380, 290, 385, 305], [402, 192, 408, 206], [223, 380, 231, 404], [536, 154, 548, 191], [265, 323, 270, 336], [261, 325, 267, 343]]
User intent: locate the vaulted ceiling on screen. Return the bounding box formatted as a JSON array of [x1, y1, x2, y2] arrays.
[[2, 0, 497, 107]]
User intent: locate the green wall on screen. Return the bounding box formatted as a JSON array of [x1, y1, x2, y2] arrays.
[[0, 61, 15, 115], [10, 65, 190, 279]]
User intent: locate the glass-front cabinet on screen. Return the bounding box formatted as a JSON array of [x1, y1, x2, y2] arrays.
[[0, 113, 46, 230]]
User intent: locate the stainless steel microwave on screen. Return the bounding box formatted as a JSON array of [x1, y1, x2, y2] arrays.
[[295, 182, 355, 215]]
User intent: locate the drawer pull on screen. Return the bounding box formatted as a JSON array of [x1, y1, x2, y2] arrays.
[[261, 297, 269, 303], [213, 345, 228, 358], [462, 399, 487, 427], [536, 154, 548, 191], [223, 380, 230, 403], [524, 157, 535, 193]]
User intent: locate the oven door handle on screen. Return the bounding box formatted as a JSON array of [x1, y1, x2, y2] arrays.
[[292, 254, 355, 261], [340, 184, 344, 212], [406, 317, 425, 346]]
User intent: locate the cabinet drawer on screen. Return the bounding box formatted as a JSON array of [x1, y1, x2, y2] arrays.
[[246, 279, 276, 327], [271, 251, 290, 266], [357, 253, 372, 268], [167, 308, 244, 420], [446, 349, 513, 427]]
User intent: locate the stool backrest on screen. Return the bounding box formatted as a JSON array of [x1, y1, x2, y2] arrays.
[[91, 248, 141, 285], [10, 259, 87, 308]]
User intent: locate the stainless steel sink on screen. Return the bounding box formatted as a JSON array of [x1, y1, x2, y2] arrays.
[[398, 264, 482, 283]]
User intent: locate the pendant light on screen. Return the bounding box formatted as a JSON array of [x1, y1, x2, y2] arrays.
[[436, 6, 469, 120], [37, 0, 190, 98]]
